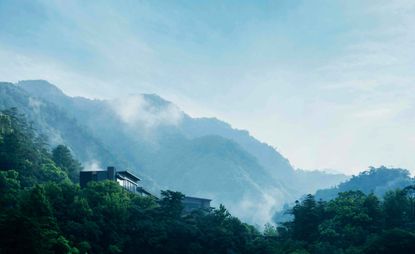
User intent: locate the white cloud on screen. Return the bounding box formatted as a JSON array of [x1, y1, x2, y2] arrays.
[[110, 94, 184, 129], [28, 97, 44, 113], [82, 160, 102, 172]]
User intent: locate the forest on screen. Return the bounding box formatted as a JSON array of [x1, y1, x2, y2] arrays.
[[1, 108, 415, 254]]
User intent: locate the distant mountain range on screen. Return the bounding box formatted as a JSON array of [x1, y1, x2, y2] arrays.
[[0, 80, 347, 224], [273, 166, 414, 224], [315, 166, 414, 200]]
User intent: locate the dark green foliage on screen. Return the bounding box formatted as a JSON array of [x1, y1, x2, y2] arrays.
[[0, 108, 70, 187], [383, 189, 410, 229], [2, 109, 415, 254], [281, 189, 415, 253], [52, 145, 83, 182], [364, 229, 415, 254]]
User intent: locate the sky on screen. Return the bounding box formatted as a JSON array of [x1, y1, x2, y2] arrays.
[[0, 0, 414, 174]]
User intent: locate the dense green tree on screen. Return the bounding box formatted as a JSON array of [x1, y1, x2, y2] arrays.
[[288, 194, 323, 242], [280, 189, 415, 253], [158, 190, 185, 219], [383, 189, 409, 229], [403, 185, 415, 222], [0, 170, 20, 209], [52, 145, 83, 182], [0, 108, 68, 186], [364, 229, 415, 254]]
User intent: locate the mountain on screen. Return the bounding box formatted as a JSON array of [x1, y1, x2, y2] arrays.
[[315, 166, 414, 200], [0, 80, 346, 224], [0, 82, 121, 167], [273, 166, 413, 224]]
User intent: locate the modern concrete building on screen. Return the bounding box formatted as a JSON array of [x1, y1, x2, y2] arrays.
[[182, 196, 212, 213], [80, 167, 212, 210], [80, 166, 151, 196]]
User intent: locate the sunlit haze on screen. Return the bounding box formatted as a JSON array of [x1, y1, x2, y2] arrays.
[[1, 0, 414, 174]]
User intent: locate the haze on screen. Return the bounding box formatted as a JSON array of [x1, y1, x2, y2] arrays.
[[0, 0, 414, 174]]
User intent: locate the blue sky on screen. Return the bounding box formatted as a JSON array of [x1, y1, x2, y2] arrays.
[[1, 0, 414, 174]]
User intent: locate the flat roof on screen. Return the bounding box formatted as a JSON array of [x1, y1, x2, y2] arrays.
[[80, 170, 108, 175], [81, 169, 107, 172], [117, 170, 141, 182]]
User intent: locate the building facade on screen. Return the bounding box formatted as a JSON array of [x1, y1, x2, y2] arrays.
[[80, 167, 212, 210], [80, 166, 151, 196], [182, 196, 212, 213]]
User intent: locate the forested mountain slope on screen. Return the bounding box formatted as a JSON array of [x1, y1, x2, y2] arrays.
[[2, 109, 415, 254], [315, 166, 414, 200], [0, 109, 269, 253], [1, 80, 346, 224], [0, 83, 121, 167]]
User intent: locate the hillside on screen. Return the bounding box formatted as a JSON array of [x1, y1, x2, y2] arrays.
[[0, 82, 121, 167], [0, 109, 269, 254], [315, 166, 414, 200], [0, 80, 346, 224], [2, 108, 415, 254]]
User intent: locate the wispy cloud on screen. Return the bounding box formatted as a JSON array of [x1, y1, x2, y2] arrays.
[[1, 0, 415, 174], [82, 160, 102, 172], [110, 94, 184, 129]]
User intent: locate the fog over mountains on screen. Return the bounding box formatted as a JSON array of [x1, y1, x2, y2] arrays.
[[0, 80, 347, 224]]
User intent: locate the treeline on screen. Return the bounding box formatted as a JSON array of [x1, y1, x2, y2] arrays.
[[1, 108, 415, 254], [278, 190, 415, 253], [315, 166, 413, 201]]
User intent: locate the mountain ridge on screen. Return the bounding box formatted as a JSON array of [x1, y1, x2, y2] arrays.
[[1, 80, 347, 224], [315, 166, 414, 200]]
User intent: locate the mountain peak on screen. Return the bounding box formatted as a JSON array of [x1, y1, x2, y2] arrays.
[[141, 93, 172, 108], [17, 80, 65, 99]]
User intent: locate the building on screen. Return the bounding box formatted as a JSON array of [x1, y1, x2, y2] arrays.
[[80, 167, 211, 209], [182, 196, 212, 213], [80, 166, 151, 196]]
